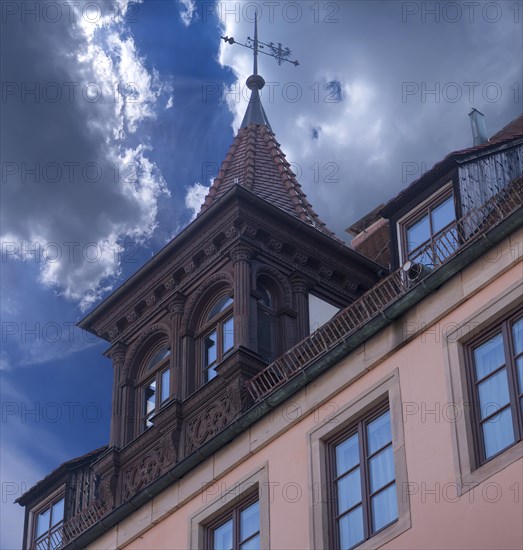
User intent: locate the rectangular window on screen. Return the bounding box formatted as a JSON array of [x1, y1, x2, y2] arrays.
[[206, 494, 260, 550], [401, 190, 458, 267], [33, 496, 65, 550], [328, 405, 397, 550], [468, 312, 523, 464]]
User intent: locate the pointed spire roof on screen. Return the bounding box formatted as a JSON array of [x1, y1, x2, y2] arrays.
[[201, 17, 333, 237], [199, 119, 334, 237]]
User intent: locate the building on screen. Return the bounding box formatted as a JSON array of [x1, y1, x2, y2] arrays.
[[16, 55, 523, 550]]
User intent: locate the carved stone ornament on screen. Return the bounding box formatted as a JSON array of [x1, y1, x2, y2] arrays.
[[184, 392, 241, 455], [294, 253, 308, 266], [319, 266, 334, 279], [225, 226, 238, 240], [126, 311, 138, 324], [184, 261, 196, 275], [145, 294, 157, 308], [121, 435, 176, 501], [268, 239, 283, 252], [204, 242, 217, 256], [230, 245, 252, 264]]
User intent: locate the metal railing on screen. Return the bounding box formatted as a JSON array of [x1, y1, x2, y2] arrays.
[[246, 177, 523, 403]]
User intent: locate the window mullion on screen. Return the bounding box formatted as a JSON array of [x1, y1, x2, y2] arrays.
[[360, 421, 371, 540], [504, 321, 523, 441]]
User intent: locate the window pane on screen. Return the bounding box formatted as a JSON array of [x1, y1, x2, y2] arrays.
[[406, 215, 430, 253], [208, 296, 233, 321], [367, 410, 392, 454], [431, 195, 455, 233], [213, 518, 233, 550], [478, 369, 510, 419], [206, 365, 218, 381], [369, 445, 395, 493], [240, 534, 260, 550], [258, 285, 272, 308], [512, 317, 523, 356], [36, 508, 50, 538], [338, 505, 364, 550], [337, 468, 362, 514], [205, 331, 217, 366], [161, 369, 170, 403], [258, 310, 275, 363], [474, 333, 505, 380], [51, 498, 64, 525], [516, 357, 523, 396], [223, 317, 234, 353], [371, 483, 398, 533], [240, 501, 259, 541], [144, 380, 156, 415], [482, 407, 515, 459], [335, 433, 359, 475], [146, 347, 170, 371]]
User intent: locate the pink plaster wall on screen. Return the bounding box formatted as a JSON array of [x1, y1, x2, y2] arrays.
[[124, 262, 523, 549]]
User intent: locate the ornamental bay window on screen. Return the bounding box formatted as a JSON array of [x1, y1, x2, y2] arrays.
[[206, 494, 260, 550], [140, 346, 171, 431], [33, 495, 64, 550], [201, 295, 234, 383], [468, 312, 523, 463], [328, 406, 398, 550], [402, 190, 458, 267]]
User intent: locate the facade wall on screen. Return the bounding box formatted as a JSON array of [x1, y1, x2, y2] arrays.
[[87, 228, 523, 550]]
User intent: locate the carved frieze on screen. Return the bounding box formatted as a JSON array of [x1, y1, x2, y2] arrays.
[[121, 435, 176, 501], [184, 390, 241, 455]]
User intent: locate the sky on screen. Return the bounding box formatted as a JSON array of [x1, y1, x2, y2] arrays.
[[0, 1, 521, 547]]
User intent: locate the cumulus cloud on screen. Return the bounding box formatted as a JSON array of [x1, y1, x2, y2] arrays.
[[185, 182, 211, 221], [1, 0, 170, 310], [179, 0, 197, 27]]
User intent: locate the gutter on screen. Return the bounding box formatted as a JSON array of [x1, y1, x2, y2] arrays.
[[64, 205, 522, 549]]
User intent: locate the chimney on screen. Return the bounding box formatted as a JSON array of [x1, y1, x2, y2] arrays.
[[468, 108, 489, 146]]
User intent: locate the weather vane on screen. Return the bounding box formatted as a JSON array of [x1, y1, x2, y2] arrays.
[[221, 12, 299, 74]]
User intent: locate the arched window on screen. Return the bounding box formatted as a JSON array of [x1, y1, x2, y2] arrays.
[[200, 294, 234, 383], [139, 345, 171, 431], [257, 280, 277, 363]]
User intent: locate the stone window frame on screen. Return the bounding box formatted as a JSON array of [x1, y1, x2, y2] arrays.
[[189, 463, 270, 550], [308, 369, 410, 550], [444, 280, 523, 494]]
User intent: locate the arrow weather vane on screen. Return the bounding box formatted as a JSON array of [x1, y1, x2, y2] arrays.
[[221, 12, 299, 74]]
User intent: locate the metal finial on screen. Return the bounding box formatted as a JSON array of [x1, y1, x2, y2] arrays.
[[221, 14, 299, 72]]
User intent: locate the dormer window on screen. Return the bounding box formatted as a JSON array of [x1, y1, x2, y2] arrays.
[[33, 494, 64, 550], [401, 189, 458, 267], [140, 346, 171, 431], [201, 295, 234, 383]]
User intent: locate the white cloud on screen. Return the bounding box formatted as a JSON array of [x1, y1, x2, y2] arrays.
[[185, 182, 211, 221], [179, 0, 197, 27], [1, 0, 170, 311], [166, 95, 174, 109]]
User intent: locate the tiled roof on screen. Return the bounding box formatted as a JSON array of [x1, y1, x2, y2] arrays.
[[199, 123, 335, 237]]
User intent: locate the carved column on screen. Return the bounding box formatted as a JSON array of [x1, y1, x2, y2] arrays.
[[292, 277, 310, 344], [231, 245, 253, 350], [168, 293, 185, 400], [108, 342, 127, 448]]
